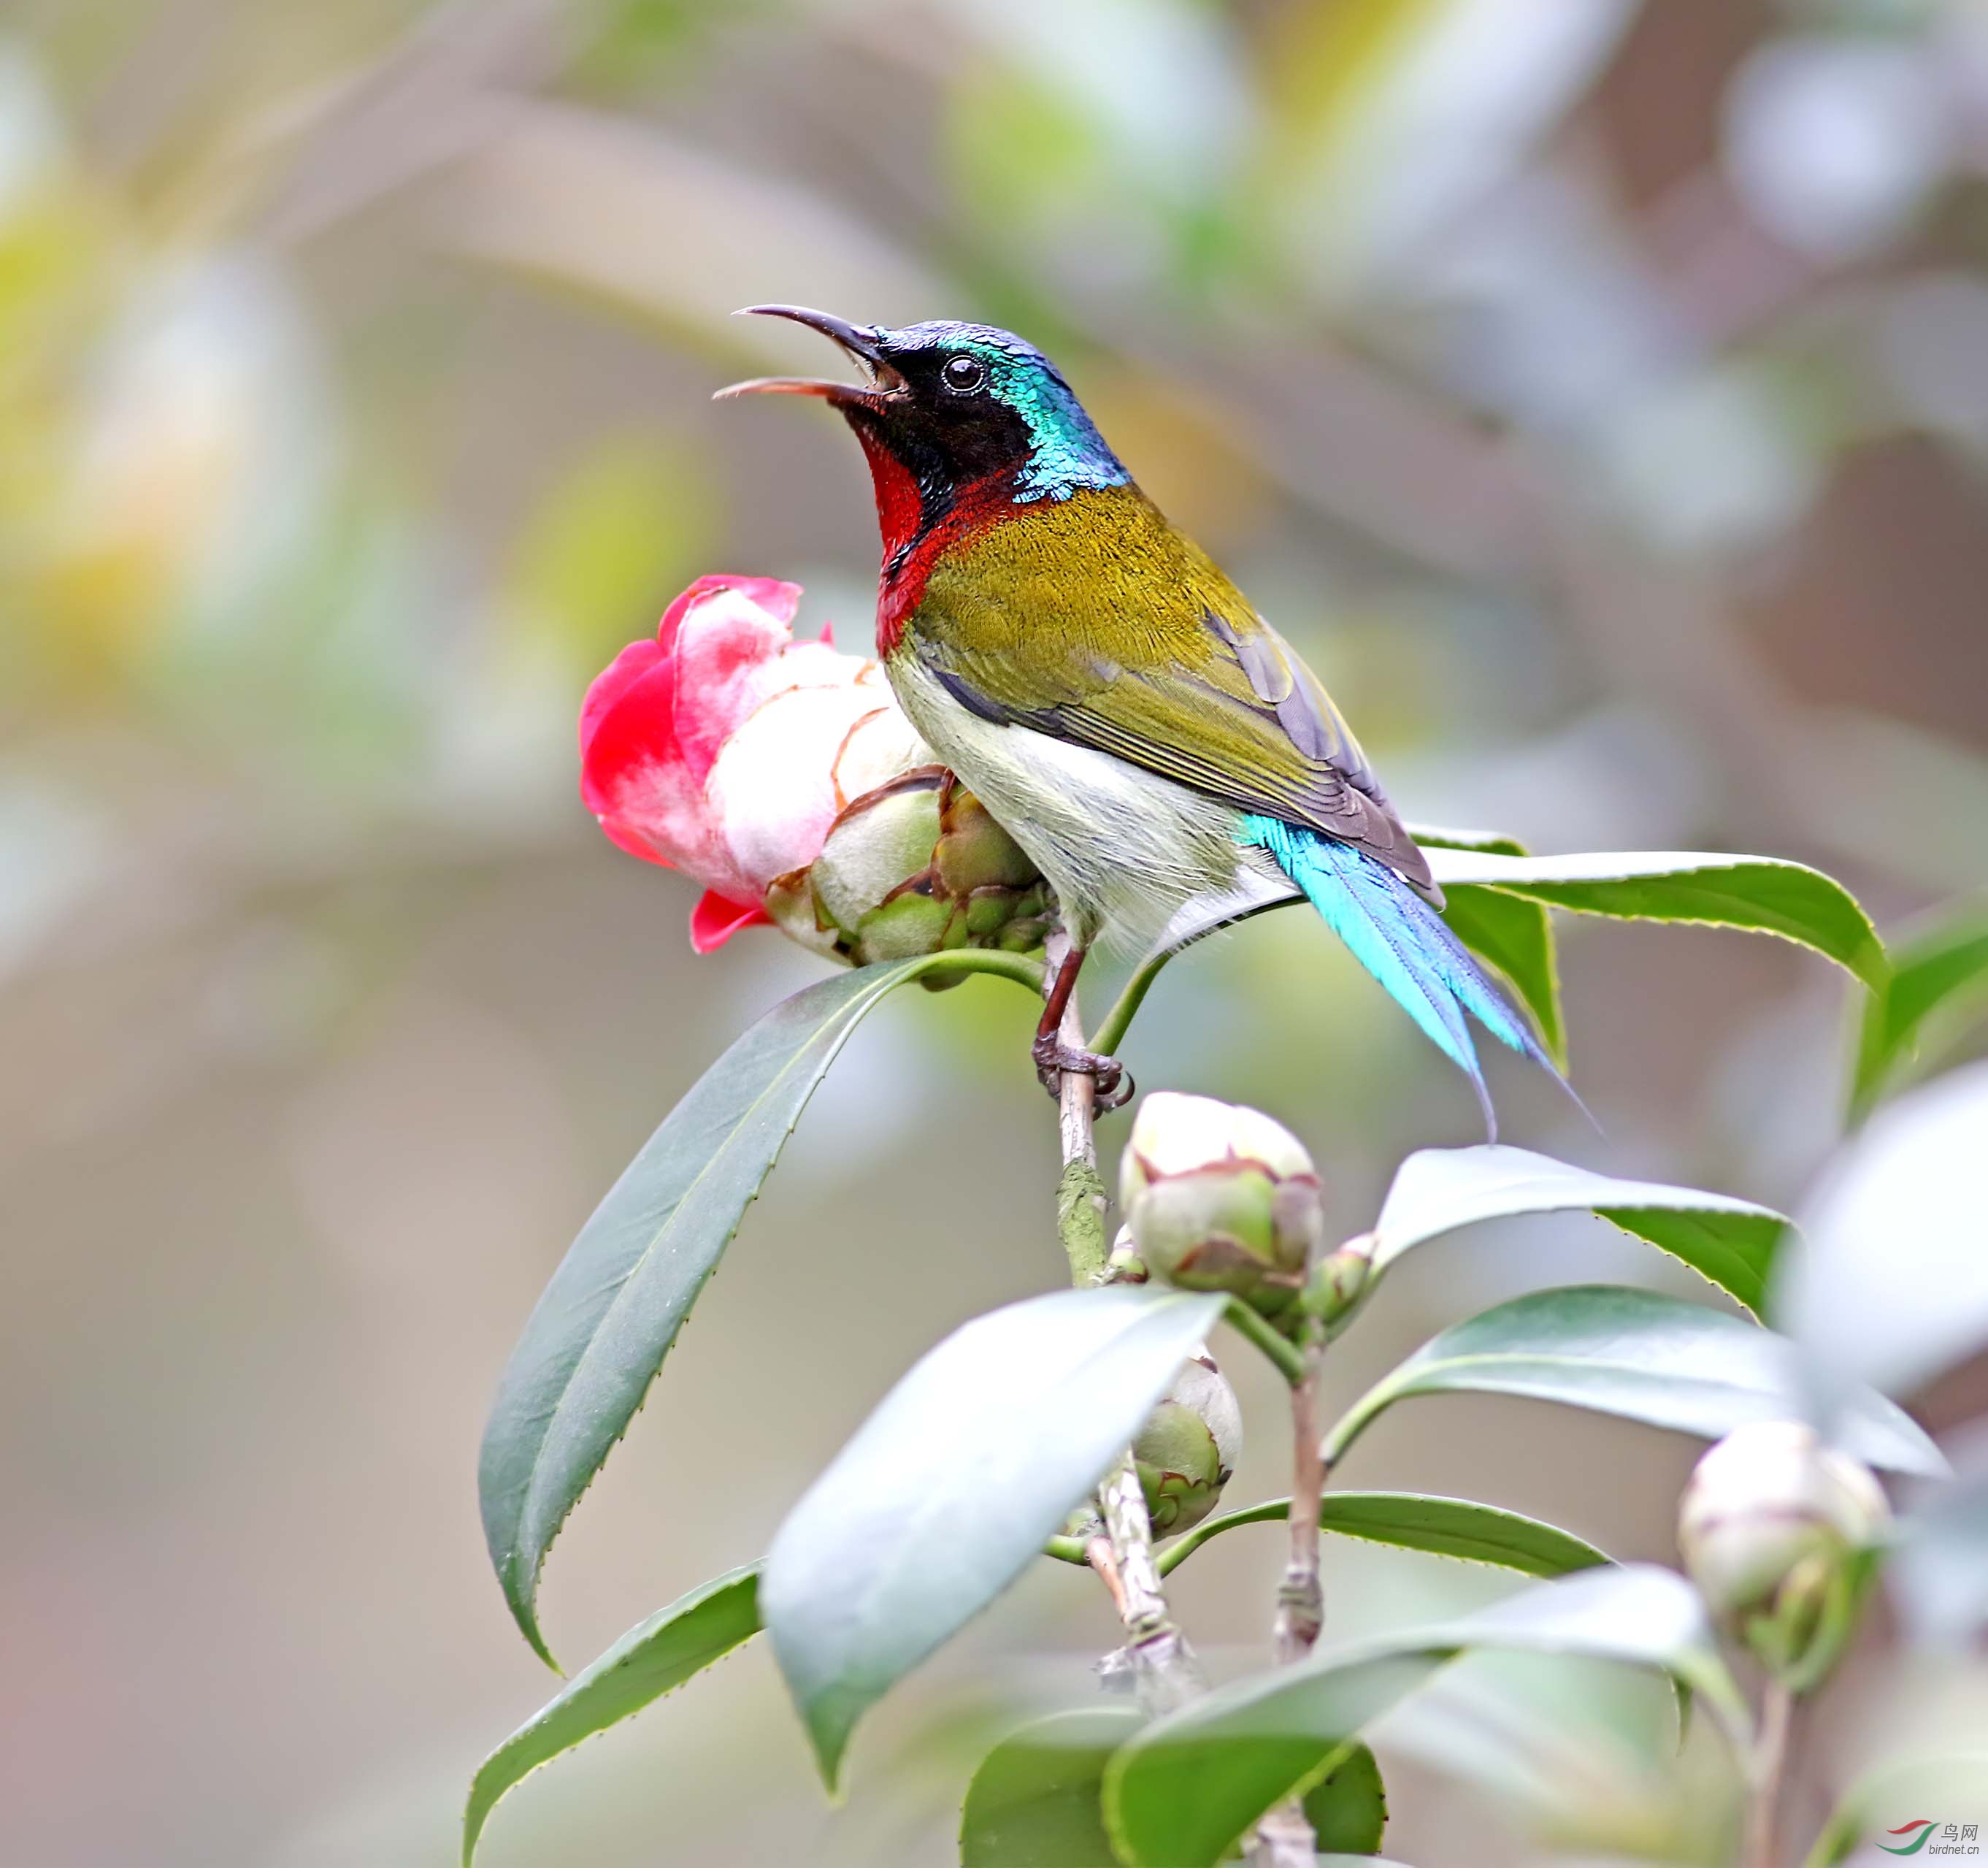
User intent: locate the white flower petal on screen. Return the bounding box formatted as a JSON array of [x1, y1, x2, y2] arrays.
[[1122, 1090, 1314, 1201], [707, 684, 883, 892], [832, 704, 936, 808]]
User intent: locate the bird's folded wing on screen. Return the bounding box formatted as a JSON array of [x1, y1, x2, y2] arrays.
[[910, 604, 1436, 896]]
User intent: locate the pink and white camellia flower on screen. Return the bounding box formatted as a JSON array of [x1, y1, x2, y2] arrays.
[[580, 574, 934, 953]]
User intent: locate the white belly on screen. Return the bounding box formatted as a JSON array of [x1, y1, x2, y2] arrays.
[[890, 656, 1294, 956]]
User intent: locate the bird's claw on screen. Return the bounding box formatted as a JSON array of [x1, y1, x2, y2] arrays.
[[1032, 1036, 1135, 1111]]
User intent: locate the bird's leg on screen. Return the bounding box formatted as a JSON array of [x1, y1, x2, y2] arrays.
[[1032, 943, 1133, 1109]]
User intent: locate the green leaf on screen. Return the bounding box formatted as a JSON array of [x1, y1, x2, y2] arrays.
[[1806, 1753, 1988, 1866], [762, 1286, 1226, 1791], [1377, 1647, 1689, 1838], [1406, 827, 1528, 859], [1442, 885, 1566, 1067], [463, 1566, 761, 1867], [961, 1716, 1388, 1868], [1423, 848, 1888, 992], [1159, 1490, 1609, 1580], [1368, 1144, 1789, 1316], [960, 1707, 1141, 1867], [479, 950, 1039, 1666], [1288, 1741, 1387, 1857], [1103, 1566, 1742, 1868], [1104, 840, 1878, 1061], [1852, 895, 1988, 1115], [1321, 1285, 1946, 1477], [1412, 827, 1565, 1065], [1892, 1462, 1988, 1646], [1776, 1060, 1988, 1409]]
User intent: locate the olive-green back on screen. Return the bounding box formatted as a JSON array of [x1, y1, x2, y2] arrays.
[[897, 485, 1432, 892]]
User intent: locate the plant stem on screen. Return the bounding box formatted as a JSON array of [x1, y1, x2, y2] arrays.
[[1248, 1803, 1321, 1868], [1091, 949, 1170, 1061], [1043, 932, 1205, 1717], [1048, 938, 1112, 1289], [1744, 1679, 1794, 1868], [1091, 1460, 1207, 1716], [1090, 895, 1295, 1059], [1249, 1340, 1327, 1867], [1273, 1345, 1327, 1664], [1223, 1296, 1308, 1385], [1156, 1498, 1292, 1578], [1057, 1154, 1110, 1286], [912, 947, 1047, 995]]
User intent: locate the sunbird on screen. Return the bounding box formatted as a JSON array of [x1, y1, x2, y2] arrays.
[[719, 307, 1558, 1127]]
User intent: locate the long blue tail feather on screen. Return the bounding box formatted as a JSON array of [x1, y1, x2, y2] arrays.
[[1237, 814, 1562, 1137]]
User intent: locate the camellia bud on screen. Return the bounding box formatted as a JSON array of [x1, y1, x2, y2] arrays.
[[1119, 1092, 1324, 1324], [1131, 1352, 1243, 1536], [580, 575, 1053, 966], [1677, 1420, 1889, 1688], [1104, 1224, 1148, 1285], [1302, 1231, 1375, 1333], [778, 770, 1055, 971]]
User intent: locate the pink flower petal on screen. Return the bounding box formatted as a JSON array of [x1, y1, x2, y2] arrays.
[[579, 653, 682, 818], [690, 889, 772, 954], [577, 575, 910, 928], [671, 586, 800, 782], [580, 638, 666, 759], [599, 814, 675, 869], [659, 575, 801, 654], [581, 654, 753, 898]]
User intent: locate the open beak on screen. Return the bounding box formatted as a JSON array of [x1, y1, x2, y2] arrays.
[[714, 305, 906, 405]]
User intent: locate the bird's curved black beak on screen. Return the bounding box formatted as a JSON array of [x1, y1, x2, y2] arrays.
[[715, 305, 906, 405]]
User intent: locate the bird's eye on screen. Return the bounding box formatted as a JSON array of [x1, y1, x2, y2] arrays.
[[941, 353, 986, 394]]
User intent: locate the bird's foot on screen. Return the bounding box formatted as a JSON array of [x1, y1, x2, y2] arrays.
[[1032, 1033, 1134, 1111]]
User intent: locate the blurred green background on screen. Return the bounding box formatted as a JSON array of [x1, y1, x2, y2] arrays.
[[6, 1, 1988, 1862]]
